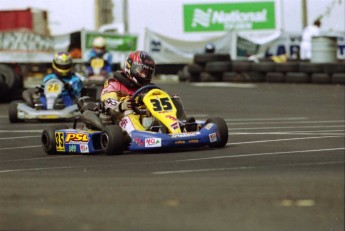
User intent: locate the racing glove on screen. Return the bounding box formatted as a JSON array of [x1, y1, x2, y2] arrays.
[[119, 97, 132, 112]]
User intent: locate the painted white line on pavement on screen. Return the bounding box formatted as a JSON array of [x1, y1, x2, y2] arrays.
[[153, 160, 345, 175], [0, 136, 40, 140], [229, 131, 344, 136], [175, 147, 345, 162], [0, 165, 83, 173], [0, 155, 75, 163], [228, 120, 345, 125], [225, 117, 308, 122], [191, 82, 256, 88], [227, 135, 343, 145], [228, 125, 344, 131], [0, 145, 41, 150], [0, 130, 42, 133]]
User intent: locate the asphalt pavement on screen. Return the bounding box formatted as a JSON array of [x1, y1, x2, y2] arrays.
[[0, 82, 344, 231]]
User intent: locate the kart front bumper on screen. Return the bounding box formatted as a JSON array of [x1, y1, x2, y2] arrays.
[[129, 122, 221, 151], [17, 103, 79, 120]]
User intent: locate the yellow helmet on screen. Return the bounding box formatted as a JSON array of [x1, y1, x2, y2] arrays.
[[52, 52, 73, 76]]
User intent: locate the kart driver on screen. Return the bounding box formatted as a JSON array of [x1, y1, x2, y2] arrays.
[[98, 50, 155, 125], [86, 36, 113, 76], [22, 52, 83, 107]]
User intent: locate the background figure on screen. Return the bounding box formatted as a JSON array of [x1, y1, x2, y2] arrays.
[[86, 36, 113, 76], [300, 19, 321, 60]]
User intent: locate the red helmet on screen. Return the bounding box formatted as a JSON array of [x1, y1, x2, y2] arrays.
[[124, 50, 155, 87]]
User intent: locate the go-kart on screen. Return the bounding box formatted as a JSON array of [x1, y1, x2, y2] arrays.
[[41, 85, 229, 155], [84, 57, 112, 86], [9, 78, 79, 122]]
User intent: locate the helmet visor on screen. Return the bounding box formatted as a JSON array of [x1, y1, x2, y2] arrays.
[[133, 65, 154, 83]]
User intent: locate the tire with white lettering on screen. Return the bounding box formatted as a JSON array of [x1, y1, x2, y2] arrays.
[[101, 125, 125, 155], [205, 117, 229, 148], [41, 125, 69, 155]]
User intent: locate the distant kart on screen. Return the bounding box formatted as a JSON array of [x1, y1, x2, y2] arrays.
[[9, 78, 79, 122], [41, 85, 229, 155]]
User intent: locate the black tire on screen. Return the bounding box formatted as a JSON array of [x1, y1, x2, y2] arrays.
[[299, 63, 324, 73], [247, 72, 265, 82], [187, 63, 203, 74], [274, 62, 299, 72], [232, 61, 252, 72], [177, 69, 190, 82], [8, 100, 24, 123], [41, 125, 69, 155], [311, 73, 330, 84], [101, 125, 125, 155], [205, 117, 229, 148], [0, 64, 16, 92], [251, 62, 275, 72], [223, 72, 241, 82], [204, 61, 232, 73], [199, 72, 221, 82], [194, 53, 231, 66], [266, 72, 285, 83], [323, 63, 345, 74], [331, 73, 345, 84], [285, 72, 309, 83]]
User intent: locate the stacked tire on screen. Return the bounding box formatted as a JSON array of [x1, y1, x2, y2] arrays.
[[178, 53, 231, 82], [0, 64, 23, 101]]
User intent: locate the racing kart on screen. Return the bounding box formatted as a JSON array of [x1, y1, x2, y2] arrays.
[[9, 78, 79, 122], [84, 57, 112, 86], [41, 85, 229, 155]]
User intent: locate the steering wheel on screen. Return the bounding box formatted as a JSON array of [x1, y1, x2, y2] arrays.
[[130, 85, 162, 115]]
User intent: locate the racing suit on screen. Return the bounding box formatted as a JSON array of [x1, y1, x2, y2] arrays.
[[99, 70, 139, 124], [23, 73, 83, 107], [86, 49, 113, 76]]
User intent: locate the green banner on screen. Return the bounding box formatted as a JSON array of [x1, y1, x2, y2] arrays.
[[85, 32, 137, 51], [184, 1, 275, 32]]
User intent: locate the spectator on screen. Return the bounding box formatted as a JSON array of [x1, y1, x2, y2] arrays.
[[300, 19, 321, 60]]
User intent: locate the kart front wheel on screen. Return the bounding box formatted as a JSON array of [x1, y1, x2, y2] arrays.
[[41, 125, 69, 155], [206, 117, 229, 148], [9, 100, 24, 123], [101, 125, 125, 155]]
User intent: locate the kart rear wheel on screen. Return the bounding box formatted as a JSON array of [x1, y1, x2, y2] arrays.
[[101, 125, 125, 155], [9, 100, 24, 123], [206, 117, 229, 148], [41, 125, 69, 155]]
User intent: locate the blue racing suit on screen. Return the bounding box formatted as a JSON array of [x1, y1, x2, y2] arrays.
[[86, 50, 113, 75], [40, 73, 83, 108]]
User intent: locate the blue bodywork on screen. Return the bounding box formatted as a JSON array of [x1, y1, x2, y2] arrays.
[[54, 122, 222, 154]]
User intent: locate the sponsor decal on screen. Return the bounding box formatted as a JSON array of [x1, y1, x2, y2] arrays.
[[80, 144, 89, 153], [184, 2, 275, 32], [205, 123, 214, 130], [65, 133, 89, 143], [55, 132, 65, 152], [175, 140, 185, 145], [133, 137, 145, 146], [171, 121, 179, 130], [170, 132, 200, 138], [209, 133, 217, 143], [188, 139, 199, 144], [145, 138, 162, 147], [68, 145, 77, 152], [104, 98, 118, 109], [166, 115, 177, 121], [120, 118, 129, 129]]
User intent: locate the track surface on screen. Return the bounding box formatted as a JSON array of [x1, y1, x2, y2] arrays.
[[0, 82, 344, 231]]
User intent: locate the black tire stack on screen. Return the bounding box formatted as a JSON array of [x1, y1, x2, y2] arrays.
[[178, 53, 231, 82], [0, 64, 23, 101]]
